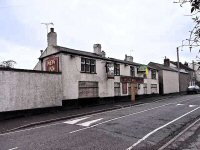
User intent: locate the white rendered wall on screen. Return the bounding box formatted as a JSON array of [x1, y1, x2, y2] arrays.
[[163, 70, 179, 94], [0, 70, 62, 112]]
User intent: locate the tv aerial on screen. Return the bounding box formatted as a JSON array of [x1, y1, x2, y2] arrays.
[[41, 22, 54, 34]]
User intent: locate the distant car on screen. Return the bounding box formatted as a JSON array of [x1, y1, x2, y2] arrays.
[[187, 85, 200, 94]]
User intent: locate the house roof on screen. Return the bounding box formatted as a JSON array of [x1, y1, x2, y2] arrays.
[[170, 61, 194, 72], [148, 62, 178, 72], [53, 45, 142, 66]]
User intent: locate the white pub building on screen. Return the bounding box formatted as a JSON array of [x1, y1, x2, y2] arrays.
[[34, 28, 159, 104]]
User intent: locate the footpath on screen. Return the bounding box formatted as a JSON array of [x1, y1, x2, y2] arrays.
[[0, 95, 182, 134]]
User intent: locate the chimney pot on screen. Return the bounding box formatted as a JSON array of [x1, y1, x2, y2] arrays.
[[164, 58, 170, 67], [50, 28, 54, 32], [40, 50, 43, 55]]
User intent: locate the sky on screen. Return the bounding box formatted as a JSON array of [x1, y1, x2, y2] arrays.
[[0, 0, 199, 69]]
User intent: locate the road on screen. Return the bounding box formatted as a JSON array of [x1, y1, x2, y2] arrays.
[[1, 94, 200, 150]]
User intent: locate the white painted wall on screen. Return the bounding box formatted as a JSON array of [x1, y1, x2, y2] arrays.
[[163, 70, 179, 94], [60, 54, 159, 99], [0, 70, 62, 112], [61, 55, 117, 99]]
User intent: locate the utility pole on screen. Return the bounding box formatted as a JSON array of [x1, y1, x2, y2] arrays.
[[192, 60, 196, 85], [192, 60, 195, 70], [177, 47, 180, 93]]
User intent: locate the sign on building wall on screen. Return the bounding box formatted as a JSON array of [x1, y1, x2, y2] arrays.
[[107, 63, 114, 79], [120, 76, 133, 83], [138, 65, 147, 72], [45, 57, 59, 72], [133, 77, 144, 84]]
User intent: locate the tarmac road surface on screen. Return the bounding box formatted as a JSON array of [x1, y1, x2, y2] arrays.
[[1, 94, 200, 150]]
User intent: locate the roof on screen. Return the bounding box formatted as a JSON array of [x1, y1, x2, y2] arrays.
[[170, 61, 194, 72], [53, 45, 141, 66], [148, 62, 178, 72]]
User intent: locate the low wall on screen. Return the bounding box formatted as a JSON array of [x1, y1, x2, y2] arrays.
[[0, 68, 62, 112]]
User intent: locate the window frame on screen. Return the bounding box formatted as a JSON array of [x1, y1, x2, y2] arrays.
[[81, 57, 96, 74], [114, 63, 120, 76], [130, 66, 135, 77], [151, 69, 157, 79]]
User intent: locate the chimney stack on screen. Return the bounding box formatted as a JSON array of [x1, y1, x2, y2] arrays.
[[93, 44, 102, 55], [47, 28, 57, 46], [124, 54, 133, 62], [164, 57, 170, 67]]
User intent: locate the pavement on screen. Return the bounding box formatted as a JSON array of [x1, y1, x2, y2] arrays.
[[0, 94, 182, 134]]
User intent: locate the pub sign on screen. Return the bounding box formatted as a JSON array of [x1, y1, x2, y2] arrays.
[[107, 63, 114, 79], [45, 57, 59, 72]]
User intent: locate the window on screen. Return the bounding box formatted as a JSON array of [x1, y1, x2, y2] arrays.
[[144, 83, 147, 94], [114, 64, 120, 76], [90, 59, 96, 73], [79, 81, 98, 98], [151, 70, 156, 79], [114, 82, 121, 96], [81, 58, 96, 73], [85, 59, 90, 72], [151, 84, 157, 94], [130, 66, 135, 77], [137, 84, 140, 90], [81, 58, 85, 72]]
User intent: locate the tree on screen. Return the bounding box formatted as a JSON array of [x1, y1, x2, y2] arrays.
[[0, 60, 16, 68], [175, 0, 200, 51], [176, 0, 200, 13]]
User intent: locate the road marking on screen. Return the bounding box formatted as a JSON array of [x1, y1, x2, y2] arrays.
[[69, 102, 178, 134], [158, 117, 200, 150], [0, 97, 196, 136], [126, 106, 200, 150], [8, 147, 18, 150], [77, 118, 103, 127], [63, 117, 90, 124], [176, 104, 184, 106], [189, 105, 197, 108]]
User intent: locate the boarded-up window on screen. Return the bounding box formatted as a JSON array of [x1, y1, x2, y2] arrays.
[[114, 82, 121, 96], [151, 84, 157, 94], [144, 83, 147, 94], [79, 81, 98, 98], [122, 83, 127, 94]]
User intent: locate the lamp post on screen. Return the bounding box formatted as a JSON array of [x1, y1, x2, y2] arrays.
[[177, 42, 197, 93]]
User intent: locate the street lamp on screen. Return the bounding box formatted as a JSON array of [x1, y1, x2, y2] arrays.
[[177, 41, 198, 93]]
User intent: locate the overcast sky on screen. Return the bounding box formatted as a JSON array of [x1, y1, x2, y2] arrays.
[[0, 0, 198, 69]]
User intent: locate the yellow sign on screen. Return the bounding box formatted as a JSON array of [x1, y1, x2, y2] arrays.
[[145, 67, 149, 76]]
